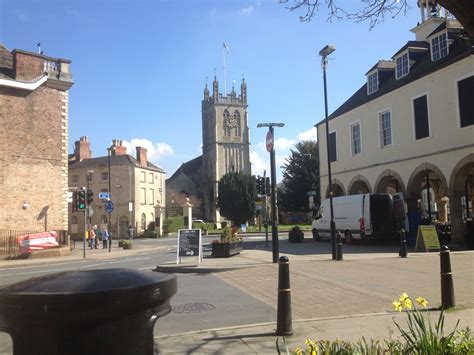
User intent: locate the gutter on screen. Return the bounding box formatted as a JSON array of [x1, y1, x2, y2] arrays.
[[0, 74, 48, 91]]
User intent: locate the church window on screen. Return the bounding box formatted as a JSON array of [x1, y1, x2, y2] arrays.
[[223, 110, 231, 136], [233, 110, 241, 136]]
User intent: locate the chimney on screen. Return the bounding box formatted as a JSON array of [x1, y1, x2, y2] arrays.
[[111, 139, 127, 156], [74, 136, 92, 161], [136, 146, 148, 167]]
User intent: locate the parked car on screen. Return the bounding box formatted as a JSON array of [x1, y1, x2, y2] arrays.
[[311, 193, 406, 244]]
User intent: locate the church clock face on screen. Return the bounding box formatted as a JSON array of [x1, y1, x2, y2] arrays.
[[226, 115, 237, 128]]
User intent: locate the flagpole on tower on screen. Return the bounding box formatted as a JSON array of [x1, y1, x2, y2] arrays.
[[223, 42, 231, 95]]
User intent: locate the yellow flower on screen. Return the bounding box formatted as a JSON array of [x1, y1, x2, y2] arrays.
[[416, 297, 429, 308], [294, 347, 303, 355], [403, 297, 413, 310], [393, 300, 402, 312], [399, 292, 409, 303]]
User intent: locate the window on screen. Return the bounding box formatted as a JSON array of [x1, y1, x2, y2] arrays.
[[351, 123, 361, 155], [431, 33, 448, 61], [149, 173, 154, 183], [86, 173, 93, 183], [149, 189, 154, 205], [396, 53, 409, 79], [413, 95, 430, 140], [140, 188, 146, 205], [140, 171, 146, 183], [101, 172, 108, 181], [223, 110, 231, 136], [328, 131, 337, 163], [72, 175, 78, 183], [367, 72, 378, 94], [458, 76, 474, 128], [379, 111, 392, 147], [141, 213, 146, 230], [100, 188, 108, 193]]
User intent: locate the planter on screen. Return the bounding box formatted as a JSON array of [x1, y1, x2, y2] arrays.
[[211, 241, 243, 258], [288, 228, 304, 243]]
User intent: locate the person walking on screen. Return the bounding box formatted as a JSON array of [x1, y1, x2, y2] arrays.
[[89, 226, 96, 250], [102, 227, 109, 249], [94, 225, 101, 249]]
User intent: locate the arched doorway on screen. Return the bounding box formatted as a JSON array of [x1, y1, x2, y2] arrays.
[[325, 179, 345, 199], [374, 169, 406, 196], [347, 175, 372, 195], [118, 215, 128, 239], [448, 154, 474, 245]]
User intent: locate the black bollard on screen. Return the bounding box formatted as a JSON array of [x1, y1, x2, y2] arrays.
[[0, 269, 177, 355], [276, 256, 293, 336], [440, 245, 456, 309], [336, 231, 343, 261], [399, 229, 408, 258]]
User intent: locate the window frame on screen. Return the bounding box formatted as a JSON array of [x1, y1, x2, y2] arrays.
[[367, 71, 378, 95], [101, 171, 109, 181], [455, 74, 474, 129], [395, 52, 409, 80], [378, 109, 393, 148], [412, 93, 431, 141], [431, 32, 448, 61], [350, 121, 362, 156]]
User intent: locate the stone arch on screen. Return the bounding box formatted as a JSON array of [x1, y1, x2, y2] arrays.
[[233, 110, 241, 136], [325, 178, 346, 199], [407, 162, 448, 199], [374, 169, 406, 195], [223, 109, 230, 136], [449, 153, 474, 196], [347, 175, 372, 195]]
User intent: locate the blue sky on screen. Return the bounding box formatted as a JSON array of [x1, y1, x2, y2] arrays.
[[1, 0, 421, 181]]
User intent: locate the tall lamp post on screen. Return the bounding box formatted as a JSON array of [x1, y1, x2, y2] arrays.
[[319, 44, 337, 260], [257, 122, 285, 263], [107, 145, 115, 252]]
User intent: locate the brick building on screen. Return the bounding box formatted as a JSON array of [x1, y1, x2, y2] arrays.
[[69, 138, 166, 238], [0, 44, 73, 231]]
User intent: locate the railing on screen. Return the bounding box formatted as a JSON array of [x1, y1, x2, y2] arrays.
[[0, 230, 68, 257]]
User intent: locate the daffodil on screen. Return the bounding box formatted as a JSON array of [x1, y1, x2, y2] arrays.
[[294, 346, 303, 355], [392, 300, 402, 312], [399, 292, 409, 303], [403, 297, 413, 310], [416, 296, 429, 308]]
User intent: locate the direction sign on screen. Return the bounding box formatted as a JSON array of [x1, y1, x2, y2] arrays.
[[98, 192, 111, 200], [266, 130, 273, 152], [105, 201, 114, 214]]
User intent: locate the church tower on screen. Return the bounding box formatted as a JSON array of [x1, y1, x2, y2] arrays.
[[201, 77, 251, 222]]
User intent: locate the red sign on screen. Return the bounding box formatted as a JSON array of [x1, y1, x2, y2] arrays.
[[266, 131, 273, 152], [16, 231, 59, 254]]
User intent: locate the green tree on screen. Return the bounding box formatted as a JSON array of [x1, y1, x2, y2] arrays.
[[217, 172, 256, 226], [279, 141, 319, 212], [282, 0, 474, 37]]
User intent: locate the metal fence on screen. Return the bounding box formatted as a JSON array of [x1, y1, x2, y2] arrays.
[[0, 230, 68, 257]]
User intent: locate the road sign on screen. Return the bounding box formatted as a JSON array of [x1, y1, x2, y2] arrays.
[[266, 130, 273, 152], [98, 192, 111, 200], [105, 201, 114, 214], [307, 191, 317, 196]]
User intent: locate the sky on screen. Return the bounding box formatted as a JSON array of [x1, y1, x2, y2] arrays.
[[1, 0, 421, 181]]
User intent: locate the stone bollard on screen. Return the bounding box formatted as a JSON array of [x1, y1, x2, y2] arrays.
[[0, 269, 177, 355], [440, 245, 456, 309], [399, 229, 408, 258], [336, 231, 343, 261], [276, 256, 293, 336]]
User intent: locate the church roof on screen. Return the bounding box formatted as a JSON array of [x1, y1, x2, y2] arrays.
[[167, 155, 202, 183]]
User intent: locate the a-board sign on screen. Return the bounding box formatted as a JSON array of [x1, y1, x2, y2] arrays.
[[415, 225, 441, 252], [177, 229, 202, 264]]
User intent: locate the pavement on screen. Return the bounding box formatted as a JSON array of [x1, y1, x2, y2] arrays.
[[0, 236, 473, 354]]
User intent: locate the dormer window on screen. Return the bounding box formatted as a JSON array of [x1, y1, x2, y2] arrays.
[[431, 32, 448, 61], [367, 72, 378, 95], [396, 53, 409, 79]]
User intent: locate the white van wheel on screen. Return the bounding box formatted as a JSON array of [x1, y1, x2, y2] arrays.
[[312, 229, 321, 241], [344, 231, 353, 244]]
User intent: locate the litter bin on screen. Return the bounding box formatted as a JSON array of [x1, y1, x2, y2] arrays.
[[466, 218, 474, 250]]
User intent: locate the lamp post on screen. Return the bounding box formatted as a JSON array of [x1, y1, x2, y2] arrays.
[[319, 44, 337, 260], [107, 146, 115, 252], [257, 122, 285, 263]]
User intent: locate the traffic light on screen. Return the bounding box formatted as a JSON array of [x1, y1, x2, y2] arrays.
[[86, 189, 94, 205], [76, 189, 86, 211], [264, 177, 270, 196], [255, 176, 262, 195]]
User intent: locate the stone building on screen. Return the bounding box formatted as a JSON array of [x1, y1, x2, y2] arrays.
[[68, 138, 166, 238], [316, 4, 473, 245], [167, 77, 251, 222], [0, 44, 73, 231]]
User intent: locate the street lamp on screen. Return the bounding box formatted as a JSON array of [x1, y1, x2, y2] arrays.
[[257, 122, 285, 263], [318, 44, 337, 260], [107, 145, 116, 252]]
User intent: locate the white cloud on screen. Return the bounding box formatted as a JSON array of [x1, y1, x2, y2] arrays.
[[250, 150, 268, 176], [122, 138, 174, 164], [274, 137, 296, 151], [240, 5, 253, 16], [298, 127, 317, 141]]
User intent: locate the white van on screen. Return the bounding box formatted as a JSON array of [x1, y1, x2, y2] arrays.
[[311, 193, 404, 243]]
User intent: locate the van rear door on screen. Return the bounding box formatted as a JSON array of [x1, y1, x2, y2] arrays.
[[363, 193, 372, 236]]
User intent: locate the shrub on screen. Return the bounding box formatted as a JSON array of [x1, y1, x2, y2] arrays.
[[122, 240, 132, 249], [288, 226, 304, 243]]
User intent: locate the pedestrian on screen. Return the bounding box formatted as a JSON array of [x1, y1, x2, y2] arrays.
[[94, 225, 101, 249], [89, 226, 96, 250], [127, 224, 134, 240], [102, 227, 109, 249]]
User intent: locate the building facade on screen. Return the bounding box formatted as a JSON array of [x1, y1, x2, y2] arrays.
[[316, 4, 473, 245], [167, 77, 251, 222], [0, 44, 73, 232], [69, 138, 166, 238]]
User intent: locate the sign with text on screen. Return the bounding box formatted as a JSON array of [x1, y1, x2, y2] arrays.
[[177, 229, 202, 264], [415, 225, 441, 252], [16, 231, 59, 254]]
